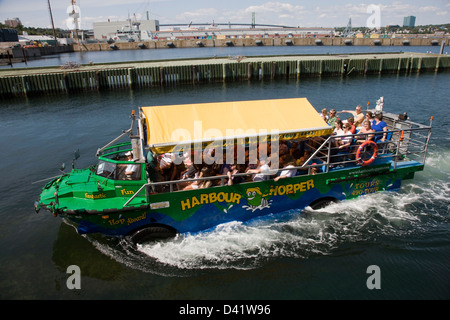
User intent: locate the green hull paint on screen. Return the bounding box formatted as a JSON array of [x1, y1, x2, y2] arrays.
[[37, 159, 423, 237], [34, 105, 431, 239]]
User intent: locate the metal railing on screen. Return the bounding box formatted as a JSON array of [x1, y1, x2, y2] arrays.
[[123, 120, 432, 208]]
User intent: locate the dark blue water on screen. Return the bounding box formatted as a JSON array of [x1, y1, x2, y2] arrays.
[[2, 45, 447, 69], [0, 61, 449, 300]]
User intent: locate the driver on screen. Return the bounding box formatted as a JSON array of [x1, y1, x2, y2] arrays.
[[124, 151, 138, 179]]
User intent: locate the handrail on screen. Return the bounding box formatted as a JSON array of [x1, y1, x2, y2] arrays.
[[97, 111, 136, 156], [122, 124, 432, 208], [301, 135, 333, 168]]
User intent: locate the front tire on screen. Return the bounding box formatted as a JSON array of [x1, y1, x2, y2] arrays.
[[129, 225, 177, 245]]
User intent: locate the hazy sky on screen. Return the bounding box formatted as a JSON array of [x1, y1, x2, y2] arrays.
[[0, 0, 449, 30]]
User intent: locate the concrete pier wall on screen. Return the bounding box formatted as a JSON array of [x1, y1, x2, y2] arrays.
[[74, 37, 450, 51]]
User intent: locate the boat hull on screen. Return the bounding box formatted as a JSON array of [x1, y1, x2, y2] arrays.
[[56, 161, 421, 237]]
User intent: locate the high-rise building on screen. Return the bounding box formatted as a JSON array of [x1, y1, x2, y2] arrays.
[[403, 16, 416, 28], [5, 17, 22, 27]]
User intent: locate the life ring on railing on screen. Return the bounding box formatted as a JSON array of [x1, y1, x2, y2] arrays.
[[356, 140, 378, 166]]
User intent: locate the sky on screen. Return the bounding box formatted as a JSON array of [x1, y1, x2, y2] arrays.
[[0, 0, 449, 30]]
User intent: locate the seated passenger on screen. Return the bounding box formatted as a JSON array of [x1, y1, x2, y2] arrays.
[[339, 105, 364, 128], [337, 123, 353, 152], [159, 154, 174, 181], [146, 151, 164, 187], [296, 149, 310, 165], [198, 166, 213, 189], [274, 155, 297, 181], [320, 108, 329, 123], [227, 164, 246, 185], [371, 113, 388, 142], [333, 119, 344, 136], [298, 148, 325, 175], [328, 109, 338, 127], [279, 141, 289, 157], [365, 111, 375, 126], [182, 163, 202, 190], [287, 141, 302, 158], [333, 123, 353, 163], [215, 153, 232, 178], [246, 158, 271, 182], [124, 151, 139, 179], [347, 117, 357, 134], [291, 148, 303, 164], [355, 120, 375, 144]]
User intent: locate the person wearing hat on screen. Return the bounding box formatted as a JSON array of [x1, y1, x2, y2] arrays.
[[125, 151, 138, 179]]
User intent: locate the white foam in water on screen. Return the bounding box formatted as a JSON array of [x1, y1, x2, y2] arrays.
[[96, 189, 441, 274], [136, 220, 308, 270], [134, 193, 418, 271]]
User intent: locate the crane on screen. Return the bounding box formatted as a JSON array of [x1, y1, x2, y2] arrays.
[[342, 18, 354, 37]]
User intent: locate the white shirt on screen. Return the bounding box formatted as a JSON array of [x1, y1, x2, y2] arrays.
[[279, 165, 297, 178], [253, 163, 270, 181]]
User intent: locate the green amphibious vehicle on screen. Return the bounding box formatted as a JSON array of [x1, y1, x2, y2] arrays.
[[35, 98, 432, 243]]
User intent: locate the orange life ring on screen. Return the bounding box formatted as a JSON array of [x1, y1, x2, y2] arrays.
[[356, 140, 378, 166]]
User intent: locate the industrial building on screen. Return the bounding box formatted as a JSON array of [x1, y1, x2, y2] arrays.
[[92, 19, 334, 42], [153, 27, 334, 40], [0, 29, 19, 42], [93, 20, 160, 41]]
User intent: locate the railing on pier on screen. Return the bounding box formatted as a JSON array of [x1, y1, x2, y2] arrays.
[[1, 54, 450, 99]]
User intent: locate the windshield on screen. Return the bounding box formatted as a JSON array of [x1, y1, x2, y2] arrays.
[[96, 160, 141, 180]]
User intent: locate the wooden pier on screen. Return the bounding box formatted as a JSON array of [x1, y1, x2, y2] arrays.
[[0, 52, 449, 99]]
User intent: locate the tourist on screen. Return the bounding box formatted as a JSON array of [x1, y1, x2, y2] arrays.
[[328, 109, 338, 127], [365, 111, 375, 126], [371, 113, 388, 142], [347, 117, 357, 134], [340, 105, 364, 127], [320, 108, 329, 123], [333, 119, 344, 136], [227, 164, 245, 185], [246, 158, 271, 181], [274, 155, 297, 181], [355, 120, 375, 144], [124, 151, 138, 179], [198, 166, 213, 189], [338, 123, 353, 151]]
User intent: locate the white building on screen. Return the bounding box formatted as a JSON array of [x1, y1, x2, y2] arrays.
[[152, 27, 335, 40], [93, 20, 160, 41]]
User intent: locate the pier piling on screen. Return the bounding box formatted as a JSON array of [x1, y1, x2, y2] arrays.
[[1, 52, 449, 99]]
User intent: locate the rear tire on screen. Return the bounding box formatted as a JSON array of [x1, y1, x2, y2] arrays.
[[129, 226, 177, 245], [309, 198, 338, 210]]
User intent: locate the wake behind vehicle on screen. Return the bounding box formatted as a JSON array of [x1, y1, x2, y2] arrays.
[[34, 98, 432, 244]]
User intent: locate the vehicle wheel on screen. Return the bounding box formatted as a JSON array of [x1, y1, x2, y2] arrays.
[[309, 198, 338, 210], [129, 226, 177, 245]]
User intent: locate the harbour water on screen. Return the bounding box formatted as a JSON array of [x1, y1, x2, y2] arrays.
[[0, 46, 449, 301], [1, 44, 447, 69]]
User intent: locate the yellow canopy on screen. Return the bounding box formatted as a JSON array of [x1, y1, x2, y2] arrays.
[[141, 98, 332, 154]]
